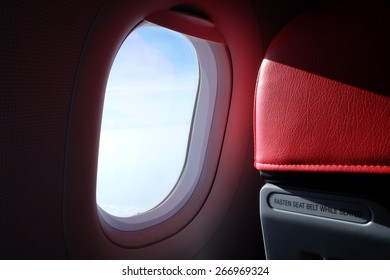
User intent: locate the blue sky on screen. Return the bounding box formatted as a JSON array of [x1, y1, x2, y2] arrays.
[[96, 24, 199, 217]]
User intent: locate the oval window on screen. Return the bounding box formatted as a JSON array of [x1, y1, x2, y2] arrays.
[[96, 23, 199, 218]]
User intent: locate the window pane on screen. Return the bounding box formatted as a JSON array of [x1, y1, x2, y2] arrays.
[[97, 24, 199, 218]]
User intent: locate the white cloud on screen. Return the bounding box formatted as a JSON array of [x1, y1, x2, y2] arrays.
[[97, 24, 199, 218]]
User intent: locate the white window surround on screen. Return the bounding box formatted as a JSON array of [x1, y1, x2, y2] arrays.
[[63, 0, 261, 257], [97, 20, 230, 232]]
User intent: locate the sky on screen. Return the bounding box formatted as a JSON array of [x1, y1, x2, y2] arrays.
[[96, 24, 199, 217]]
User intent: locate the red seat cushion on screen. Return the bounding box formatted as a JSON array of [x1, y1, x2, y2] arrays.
[[254, 1, 390, 174]]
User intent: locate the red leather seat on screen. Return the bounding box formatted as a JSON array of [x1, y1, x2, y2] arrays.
[[254, 0, 390, 259]]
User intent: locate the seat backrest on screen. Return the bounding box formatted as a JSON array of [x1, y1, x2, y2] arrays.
[[255, 1, 390, 175], [254, 0, 390, 259]]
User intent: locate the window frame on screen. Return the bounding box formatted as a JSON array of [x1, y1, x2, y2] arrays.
[[97, 21, 223, 231], [95, 11, 232, 247]]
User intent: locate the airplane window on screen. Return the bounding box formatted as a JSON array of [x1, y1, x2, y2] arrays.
[[96, 23, 199, 218]]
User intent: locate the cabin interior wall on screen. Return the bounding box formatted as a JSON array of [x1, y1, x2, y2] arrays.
[[0, 0, 105, 259], [1, 0, 325, 259]]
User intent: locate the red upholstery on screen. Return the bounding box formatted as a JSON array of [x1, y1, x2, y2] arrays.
[[254, 1, 390, 174]]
